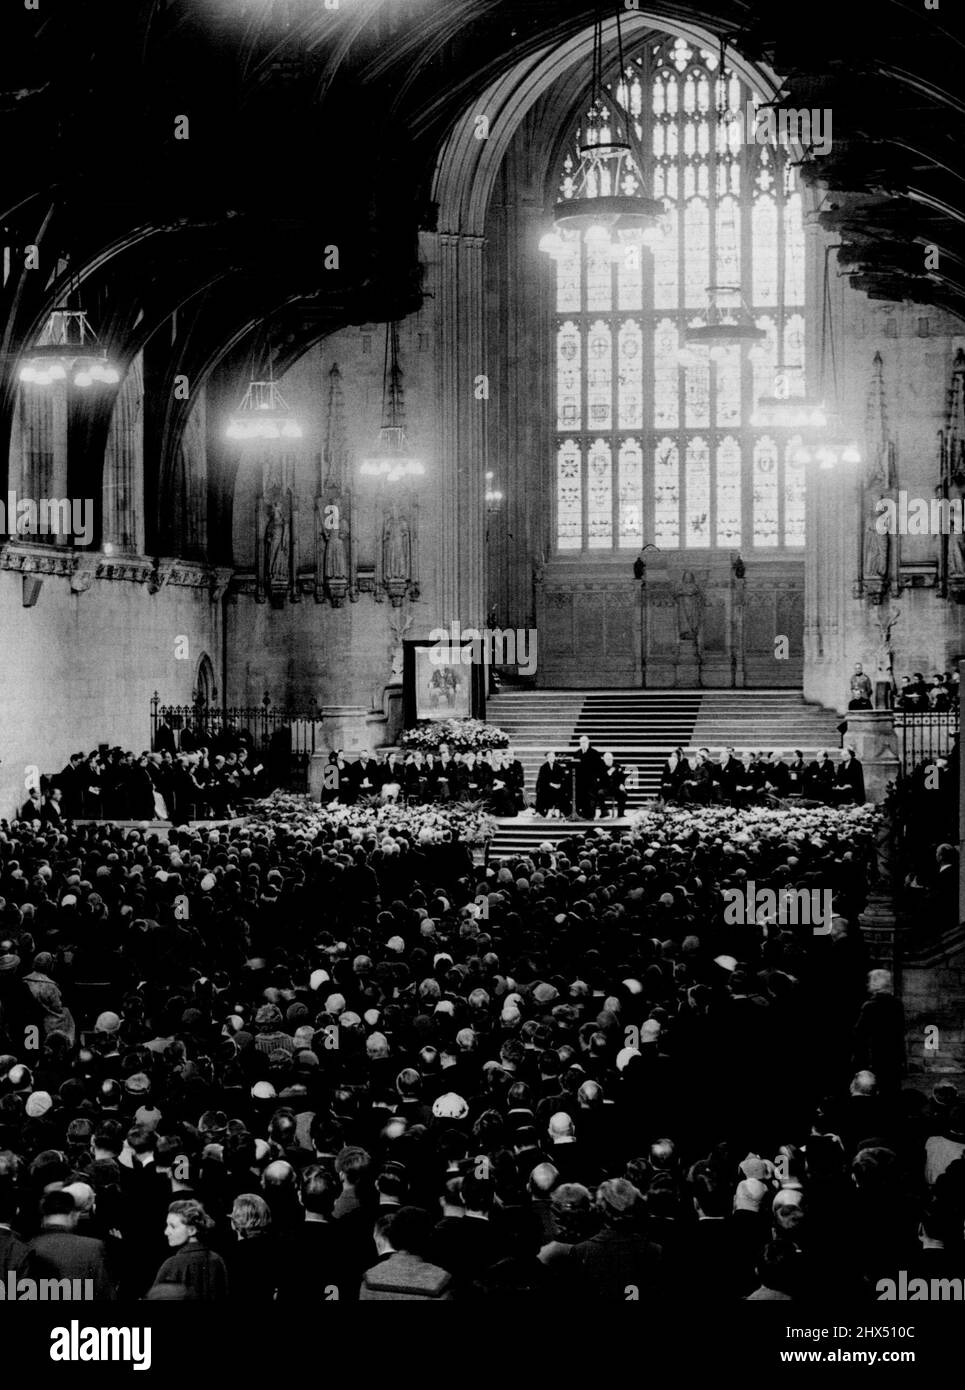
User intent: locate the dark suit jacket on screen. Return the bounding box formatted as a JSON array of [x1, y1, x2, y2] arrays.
[[28, 1228, 116, 1299], [0, 1226, 31, 1277]]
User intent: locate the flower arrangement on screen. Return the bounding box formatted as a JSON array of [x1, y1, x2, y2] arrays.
[[626, 802, 878, 844], [399, 718, 509, 754], [247, 792, 497, 845]]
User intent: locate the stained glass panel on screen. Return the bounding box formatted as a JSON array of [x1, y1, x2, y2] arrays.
[[784, 191, 805, 306], [685, 436, 711, 547], [716, 436, 741, 546], [654, 437, 680, 547], [784, 439, 806, 547], [752, 195, 778, 305], [685, 359, 710, 427], [653, 207, 679, 308], [617, 241, 643, 311], [555, 229, 581, 313], [586, 242, 612, 310], [556, 321, 581, 430], [710, 345, 738, 428], [557, 440, 582, 549], [753, 436, 779, 547], [684, 199, 709, 305], [587, 321, 612, 430], [654, 319, 679, 428], [617, 320, 643, 428], [618, 438, 644, 545], [587, 439, 613, 548]]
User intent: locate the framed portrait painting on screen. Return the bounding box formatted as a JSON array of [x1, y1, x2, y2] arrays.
[[403, 638, 486, 726]]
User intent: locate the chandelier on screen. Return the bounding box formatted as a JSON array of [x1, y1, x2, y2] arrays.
[[753, 364, 828, 429], [360, 321, 425, 482], [226, 376, 303, 441], [677, 285, 767, 365], [19, 309, 120, 388], [539, 6, 666, 262]]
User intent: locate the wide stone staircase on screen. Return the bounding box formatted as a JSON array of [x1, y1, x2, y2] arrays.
[[485, 687, 840, 857]]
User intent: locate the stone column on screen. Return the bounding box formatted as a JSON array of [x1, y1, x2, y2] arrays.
[[432, 231, 486, 632], [844, 709, 900, 804], [102, 353, 144, 554], [959, 657, 965, 929]]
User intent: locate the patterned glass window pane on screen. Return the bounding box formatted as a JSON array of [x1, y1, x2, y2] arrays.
[[784, 439, 806, 547], [715, 195, 740, 287], [617, 241, 643, 310], [556, 321, 581, 430], [586, 321, 612, 430], [684, 199, 709, 305], [654, 437, 680, 546], [753, 436, 779, 547], [654, 318, 679, 428], [752, 195, 778, 305], [784, 191, 805, 306], [752, 316, 778, 407], [587, 439, 612, 548], [555, 229, 581, 313], [653, 207, 678, 308], [618, 437, 644, 545], [586, 242, 612, 310], [684, 360, 710, 427], [716, 436, 741, 546], [783, 313, 805, 374], [557, 440, 582, 549], [685, 436, 711, 547], [714, 344, 741, 427], [618, 320, 643, 428]]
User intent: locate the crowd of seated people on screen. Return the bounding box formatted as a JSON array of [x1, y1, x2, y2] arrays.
[[894, 671, 959, 712], [324, 744, 527, 818], [659, 747, 865, 807], [25, 744, 267, 827], [0, 793, 955, 1303]]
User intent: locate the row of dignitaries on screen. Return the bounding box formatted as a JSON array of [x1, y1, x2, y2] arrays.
[[324, 745, 526, 816], [660, 747, 865, 807]]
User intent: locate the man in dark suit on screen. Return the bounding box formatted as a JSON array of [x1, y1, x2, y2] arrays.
[[786, 750, 807, 796], [659, 748, 688, 802], [805, 750, 836, 803], [718, 747, 743, 802], [504, 747, 526, 812], [55, 753, 85, 818], [761, 751, 790, 798], [354, 753, 380, 800], [596, 751, 628, 818], [535, 751, 568, 818], [28, 1190, 116, 1299], [460, 751, 490, 801], [832, 747, 865, 805], [573, 735, 603, 818]]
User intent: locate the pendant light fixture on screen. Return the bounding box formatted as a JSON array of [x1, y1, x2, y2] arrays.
[[360, 321, 425, 481]]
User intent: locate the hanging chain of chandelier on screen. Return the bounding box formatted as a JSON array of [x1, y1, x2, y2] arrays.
[[360, 320, 425, 481]]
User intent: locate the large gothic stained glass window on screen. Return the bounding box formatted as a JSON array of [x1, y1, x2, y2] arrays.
[[552, 36, 806, 552]]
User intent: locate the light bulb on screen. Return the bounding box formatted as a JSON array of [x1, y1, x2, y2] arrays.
[[101, 365, 120, 384], [816, 447, 836, 470], [281, 421, 302, 439], [74, 371, 93, 388], [47, 363, 67, 381], [584, 223, 610, 244], [538, 231, 565, 257], [841, 444, 862, 465], [791, 445, 812, 466], [19, 365, 37, 383]]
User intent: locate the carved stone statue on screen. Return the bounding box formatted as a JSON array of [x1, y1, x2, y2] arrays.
[[674, 569, 703, 641], [383, 505, 411, 583], [949, 508, 965, 578], [874, 604, 901, 684], [863, 505, 889, 581], [324, 519, 349, 581], [264, 502, 289, 584]]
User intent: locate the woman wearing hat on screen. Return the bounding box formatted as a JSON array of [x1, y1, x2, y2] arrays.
[[149, 1199, 228, 1300]]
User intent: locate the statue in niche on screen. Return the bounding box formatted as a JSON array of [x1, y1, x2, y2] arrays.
[[324, 518, 349, 581], [674, 569, 704, 641], [264, 501, 289, 585], [383, 504, 411, 583], [948, 510, 965, 578], [862, 508, 889, 581]]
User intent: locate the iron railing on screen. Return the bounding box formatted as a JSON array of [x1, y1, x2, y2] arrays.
[[895, 710, 959, 775], [150, 692, 323, 788]]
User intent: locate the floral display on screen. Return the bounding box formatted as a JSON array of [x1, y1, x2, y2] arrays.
[[398, 718, 509, 754]]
